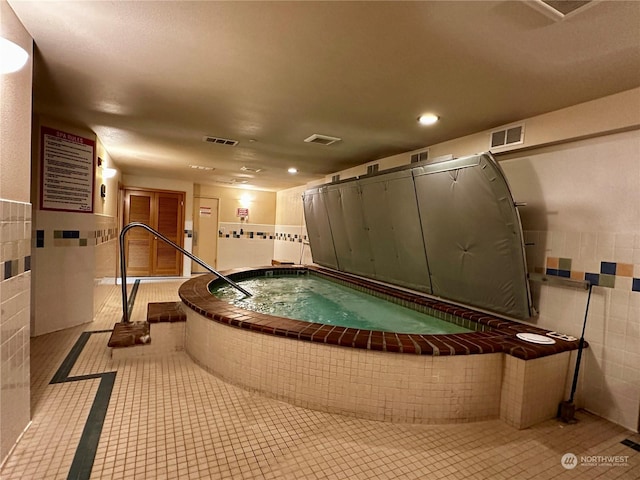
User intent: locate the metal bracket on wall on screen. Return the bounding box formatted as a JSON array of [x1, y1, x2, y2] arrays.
[[528, 272, 590, 290]]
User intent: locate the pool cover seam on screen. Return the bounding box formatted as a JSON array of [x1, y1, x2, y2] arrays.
[[48, 279, 141, 480]]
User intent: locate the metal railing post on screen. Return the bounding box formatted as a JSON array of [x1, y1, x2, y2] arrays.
[[119, 222, 252, 323]]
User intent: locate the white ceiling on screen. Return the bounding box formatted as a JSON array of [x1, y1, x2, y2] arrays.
[[9, 0, 640, 191]]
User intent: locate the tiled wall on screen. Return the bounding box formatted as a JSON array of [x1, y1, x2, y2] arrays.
[[0, 199, 31, 461], [31, 211, 118, 335], [94, 216, 118, 313], [501, 130, 640, 432], [273, 225, 312, 265], [216, 222, 275, 271], [500, 352, 571, 429], [525, 231, 640, 292], [523, 230, 640, 431], [186, 309, 505, 424]]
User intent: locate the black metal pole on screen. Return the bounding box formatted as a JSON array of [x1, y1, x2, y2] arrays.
[[568, 283, 593, 404]]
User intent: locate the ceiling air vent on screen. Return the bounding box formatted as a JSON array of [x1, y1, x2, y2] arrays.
[[490, 124, 525, 149], [410, 150, 429, 163], [216, 178, 248, 185], [528, 0, 593, 21], [203, 135, 239, 146], [240, 166, 262, 173], [304, 134, 342, 146]]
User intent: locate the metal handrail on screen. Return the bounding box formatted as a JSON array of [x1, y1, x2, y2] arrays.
[[119, 222, 251, 323]]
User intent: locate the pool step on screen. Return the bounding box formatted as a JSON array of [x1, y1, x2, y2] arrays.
[[107, 321, 150, 348], [147, 301, 186, 323], [107, 302, 187, 361]]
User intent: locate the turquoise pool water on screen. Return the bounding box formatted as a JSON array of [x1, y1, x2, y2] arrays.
[[211, 274, 471, 334]]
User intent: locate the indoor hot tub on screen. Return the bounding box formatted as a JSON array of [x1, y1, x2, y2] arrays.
[[179, 265, 583, 428]]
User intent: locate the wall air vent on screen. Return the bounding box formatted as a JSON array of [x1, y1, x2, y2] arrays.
[[331, 174, 340, 183], [203, 136, 239, 146], [304, 134, 342, 146], [410, 150, 429, 163], [240, 166, 262, 173], [490, 124, 524, 150], [366, 164, 379, 175]]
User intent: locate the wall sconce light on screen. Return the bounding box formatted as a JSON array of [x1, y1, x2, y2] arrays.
[[0, 37, 29, 74], [239, 193, 252, 208], [97, 157, 117, 180]]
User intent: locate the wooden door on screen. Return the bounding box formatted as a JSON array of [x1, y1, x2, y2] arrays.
[[154, 192, 183, 275], [124, 189, 184, 276], [192, 197, 219, 273]]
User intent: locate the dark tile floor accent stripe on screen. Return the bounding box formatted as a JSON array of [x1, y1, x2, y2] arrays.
[[621, 438, 640, 452], [50, 332, 92, 384], [125, 279, 141, 321], [50, 330, 113, 384], [49, 321, 131, 480], [67, 372, 116, 480]]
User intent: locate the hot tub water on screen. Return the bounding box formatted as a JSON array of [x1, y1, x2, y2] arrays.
[[211, 275, 471, 335]]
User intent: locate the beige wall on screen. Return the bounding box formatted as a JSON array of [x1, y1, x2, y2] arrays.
[[0, 1, 32, 203], [0, 0, 32, 463], [95, 138, 120, 218], [275, 185, 306, 226], [195, 184, 276, 225]]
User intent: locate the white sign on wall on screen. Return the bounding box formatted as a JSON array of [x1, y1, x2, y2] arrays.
[[40, 126, 95, 213]]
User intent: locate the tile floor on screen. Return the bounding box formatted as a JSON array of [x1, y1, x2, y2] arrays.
[[0, 280, 638, 479]]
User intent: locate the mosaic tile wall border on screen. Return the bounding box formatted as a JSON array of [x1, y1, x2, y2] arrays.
[[544, 257, 640, 292], [217, 230, 308, 242], [34, 227, 118, 248], [275, 232, 307, 243], [218, 229, 275, 240]]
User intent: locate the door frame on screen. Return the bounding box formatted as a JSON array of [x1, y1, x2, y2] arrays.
[[192, 195, 220, 272], [122, 186, 186, 277]]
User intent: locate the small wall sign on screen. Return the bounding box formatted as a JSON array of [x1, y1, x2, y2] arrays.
[[236, 208, 249, 218]]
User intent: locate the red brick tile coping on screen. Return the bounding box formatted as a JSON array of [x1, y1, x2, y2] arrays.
[[178, 266, 584, 360]]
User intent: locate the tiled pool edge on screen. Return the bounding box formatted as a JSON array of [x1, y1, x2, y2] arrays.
[[179, 266, 583, 428], [179, 266, 583, 360]]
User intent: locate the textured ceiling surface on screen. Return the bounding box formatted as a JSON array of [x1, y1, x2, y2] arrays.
[[9, 0, 640, 190]]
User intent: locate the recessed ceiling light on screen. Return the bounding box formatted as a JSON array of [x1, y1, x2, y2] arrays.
[[189, 165, 214, 171], [417, 113, 439, 126], [288, 167, 298, 174]]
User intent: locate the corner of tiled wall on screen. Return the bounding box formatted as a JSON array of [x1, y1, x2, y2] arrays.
[[0, 199, 31, 462]]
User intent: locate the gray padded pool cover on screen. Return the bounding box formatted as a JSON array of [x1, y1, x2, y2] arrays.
[[303, 152, 533, 319]]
